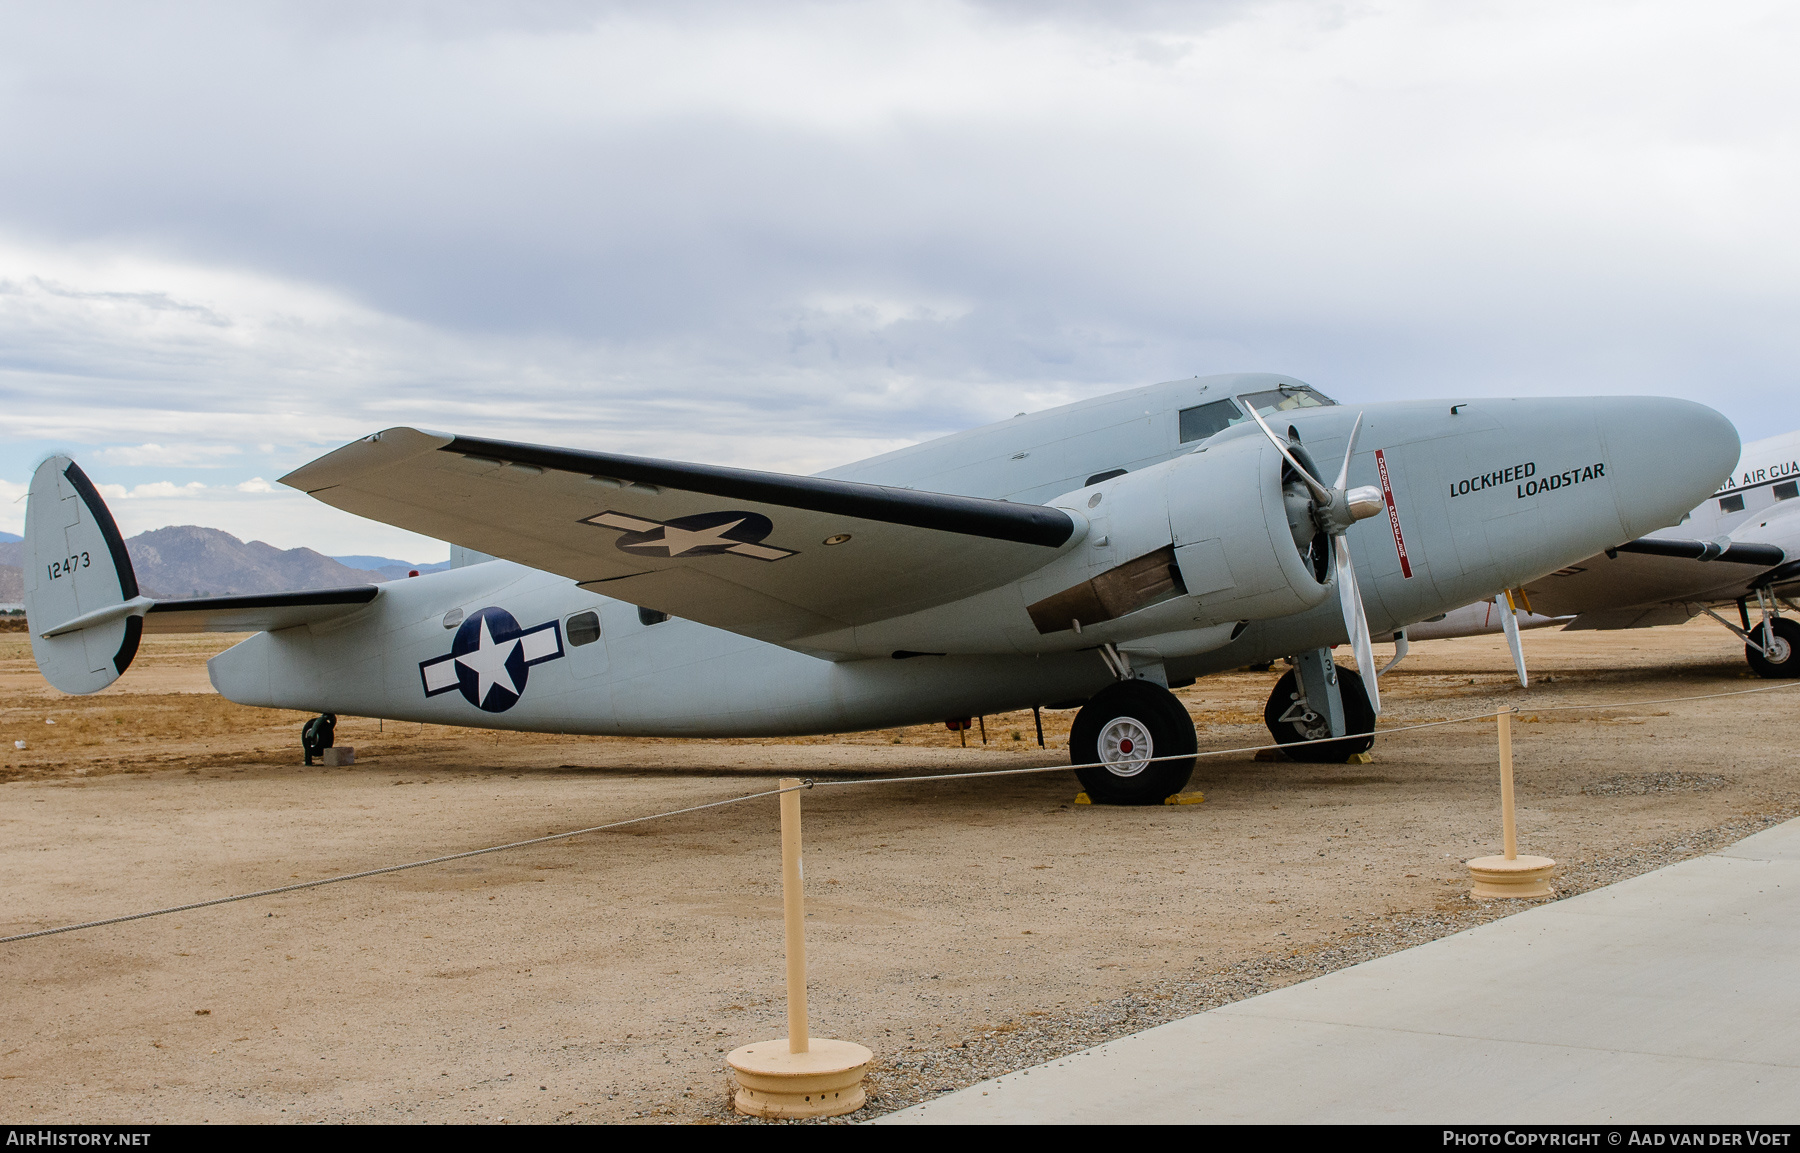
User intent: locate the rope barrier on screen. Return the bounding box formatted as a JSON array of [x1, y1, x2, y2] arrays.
[[8, 670, 1799, 945], [0, 786, 793, 944]]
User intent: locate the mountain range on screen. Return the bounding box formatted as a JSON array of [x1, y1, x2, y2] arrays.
[[0, 526, 448, 605]]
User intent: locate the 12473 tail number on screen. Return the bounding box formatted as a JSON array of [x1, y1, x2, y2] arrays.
[[47, 552, 90, 580]]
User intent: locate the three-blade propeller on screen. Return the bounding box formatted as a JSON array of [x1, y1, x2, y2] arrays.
[[1238, 399, 1387, 714]]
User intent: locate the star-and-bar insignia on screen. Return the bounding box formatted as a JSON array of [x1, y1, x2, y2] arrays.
[[580, 509, 797, 561], [419, 606, 564, 713]]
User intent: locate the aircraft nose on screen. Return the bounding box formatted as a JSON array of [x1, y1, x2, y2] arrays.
[[1604, 397, 1739, 539]]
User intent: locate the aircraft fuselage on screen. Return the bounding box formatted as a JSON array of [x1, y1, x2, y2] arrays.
[[206, 374, 1736, 735]]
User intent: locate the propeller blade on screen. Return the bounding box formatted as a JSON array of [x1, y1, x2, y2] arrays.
[[1332, 411, 1365, 492], [1497, 591, 1528, 688], [1238, 396, 1332, 504], [1332, 533, 1381, 715]]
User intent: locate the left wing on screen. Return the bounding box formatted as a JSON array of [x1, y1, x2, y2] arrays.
[[281, 428, 1081, 647]]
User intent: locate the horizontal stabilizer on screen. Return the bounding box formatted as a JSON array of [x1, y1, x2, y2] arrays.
[[141, 586, 380, 633]]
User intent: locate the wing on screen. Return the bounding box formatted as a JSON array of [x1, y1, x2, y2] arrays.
[[280, 428, 1079, 646], [1520, 537, 1785, 618]]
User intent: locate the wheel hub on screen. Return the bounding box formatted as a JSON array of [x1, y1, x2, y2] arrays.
[[1769, 634, 1793, 664], [1097, 716, 1154, 777]]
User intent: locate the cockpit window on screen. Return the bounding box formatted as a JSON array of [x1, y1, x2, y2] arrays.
[[1178, 386, 1335, 444], [1178, 400, 1238, 444], [1238, 387, 1333, 418]]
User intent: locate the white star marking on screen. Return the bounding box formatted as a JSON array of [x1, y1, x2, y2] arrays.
[[632, 518, 748, 557], [454, 617, 520, 704]]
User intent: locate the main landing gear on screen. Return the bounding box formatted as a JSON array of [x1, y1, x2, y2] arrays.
[[1262, 648, 1375, 763], [1746, 617, 1800, 678], [1706, 589, 1800, 679], [1070, 680, 1198, 805]]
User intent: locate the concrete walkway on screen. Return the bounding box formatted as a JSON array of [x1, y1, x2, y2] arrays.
[[878, 819, 1800, 1124]]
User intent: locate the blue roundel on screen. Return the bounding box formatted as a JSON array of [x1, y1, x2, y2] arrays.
[[451, 607, 531, 712], [417, 606, 566, 714]]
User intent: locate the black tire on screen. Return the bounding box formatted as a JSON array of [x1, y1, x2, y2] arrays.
[[1745, 617, 1800, 679], [1262, 666, 1376, 763], [1070, 681, 1197, 805]]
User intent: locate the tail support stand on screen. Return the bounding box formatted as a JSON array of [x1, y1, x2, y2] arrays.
[[1467, 708, 1555, 898], [727, 778, 871, 1119]]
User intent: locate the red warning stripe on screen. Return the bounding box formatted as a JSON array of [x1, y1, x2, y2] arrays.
[[1375, 448, 1412, 579]]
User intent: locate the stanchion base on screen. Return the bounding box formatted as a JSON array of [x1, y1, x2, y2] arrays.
[[1467, 854, 1555, 899], [727, 1038, 872, 1119]]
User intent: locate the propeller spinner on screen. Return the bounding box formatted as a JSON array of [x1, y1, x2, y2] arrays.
[[1238, 400, 1387, 714]]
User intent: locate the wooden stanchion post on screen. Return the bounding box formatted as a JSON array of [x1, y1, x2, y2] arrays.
[[1468, 707, 1555, 898], [780, 778, 808, 1054], [1498, 707, 1517, 860], [727, 779, 872, 1118]]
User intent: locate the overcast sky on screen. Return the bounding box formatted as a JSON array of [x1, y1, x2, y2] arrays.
[[2, 0, 1795, 557]]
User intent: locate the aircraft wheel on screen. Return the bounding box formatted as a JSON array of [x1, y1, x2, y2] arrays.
[[1263, 667, 1376, 763], [1070, 681, 1197, 805], [1745, 617, 1800, 678]]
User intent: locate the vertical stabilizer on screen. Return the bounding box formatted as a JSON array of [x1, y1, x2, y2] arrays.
[[23, 457, 144, 694]]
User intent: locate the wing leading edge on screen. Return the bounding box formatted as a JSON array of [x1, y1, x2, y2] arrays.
[[1521, 535, 1789, 625], [281, 428, 1083, 647]]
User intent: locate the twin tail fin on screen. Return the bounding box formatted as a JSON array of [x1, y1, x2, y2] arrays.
[[22, 456, 145, 694]]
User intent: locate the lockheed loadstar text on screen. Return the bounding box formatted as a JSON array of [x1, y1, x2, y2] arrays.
[[1448, 461, 1608, 501]]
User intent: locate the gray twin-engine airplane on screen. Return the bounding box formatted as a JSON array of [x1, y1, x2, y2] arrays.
[[22, 374, 1736, 803]]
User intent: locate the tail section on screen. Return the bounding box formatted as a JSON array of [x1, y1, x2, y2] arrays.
[[23, 456, 147, 694]]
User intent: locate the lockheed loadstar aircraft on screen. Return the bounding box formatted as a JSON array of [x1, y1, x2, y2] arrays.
[[22, 374, 1738, 803], [1397, 428, 1800, 683]]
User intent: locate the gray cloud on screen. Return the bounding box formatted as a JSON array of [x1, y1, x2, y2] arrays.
[[1, 0, 1797, 546]]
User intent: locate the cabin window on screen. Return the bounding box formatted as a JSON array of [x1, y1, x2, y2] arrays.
[[1776, 481, 1798, 501], [442, 608, 463, 629], [638, 606, 670, 626], [566, 611, 602, 646], [1719, 494, 1746, 514]]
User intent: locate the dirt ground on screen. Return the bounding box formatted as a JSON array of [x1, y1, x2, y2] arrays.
[[2, 617, 1798, 1124]]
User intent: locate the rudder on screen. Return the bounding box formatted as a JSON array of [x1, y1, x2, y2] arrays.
[[23, 456, 146, 694]]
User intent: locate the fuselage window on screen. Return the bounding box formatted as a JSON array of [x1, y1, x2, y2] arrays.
[[638, 606, 670, 626], [1719, 494, 1746, 514], [1775, 481, 1798, 502], [566, 611, 602, 646]]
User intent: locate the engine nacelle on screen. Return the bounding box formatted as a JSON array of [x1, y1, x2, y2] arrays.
[[1165, 430, 1334, 627], [1016, 430, 1333, 650]]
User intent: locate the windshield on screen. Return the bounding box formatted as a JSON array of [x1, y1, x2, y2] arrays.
[[1178, 386, 1335, 444]]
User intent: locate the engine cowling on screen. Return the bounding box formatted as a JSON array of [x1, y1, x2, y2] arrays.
[[1163, 429, 1335, 628]]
